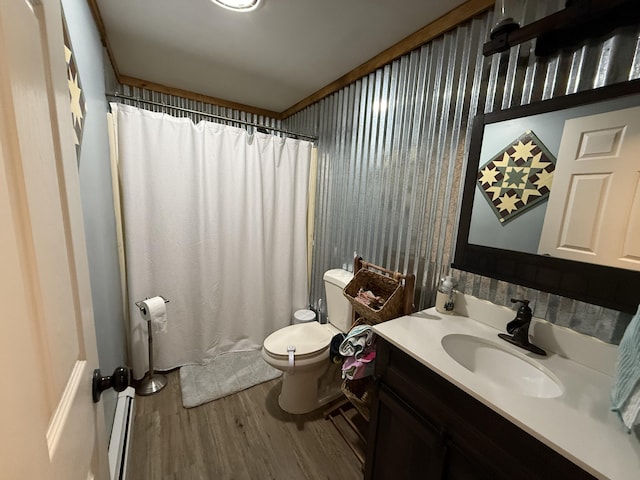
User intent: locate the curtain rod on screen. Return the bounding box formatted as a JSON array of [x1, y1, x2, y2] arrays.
[[105, 92, 318, 142]]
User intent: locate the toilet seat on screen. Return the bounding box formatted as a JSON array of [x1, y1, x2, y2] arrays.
[[263, 322, 335, 358]]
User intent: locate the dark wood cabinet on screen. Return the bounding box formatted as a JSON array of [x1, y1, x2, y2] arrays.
[[373, 385, 444, 479], [365, 338, 596, 480], [443, 441, 496, 480]]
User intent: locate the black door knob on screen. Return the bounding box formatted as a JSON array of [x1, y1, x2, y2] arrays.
[[92, 366, 130, 403]]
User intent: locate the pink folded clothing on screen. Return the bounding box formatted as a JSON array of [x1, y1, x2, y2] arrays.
[[341, 347, 376, 380], [354, 288, 384, 310]]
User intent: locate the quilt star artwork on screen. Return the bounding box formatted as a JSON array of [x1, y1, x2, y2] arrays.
[[62, 12, 86, 164], [476, 130, 556, 224]]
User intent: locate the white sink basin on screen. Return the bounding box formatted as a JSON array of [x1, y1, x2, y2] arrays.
[[441, 334, 563, 398]]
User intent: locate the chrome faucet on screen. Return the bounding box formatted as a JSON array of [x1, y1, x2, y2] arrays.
[[498, 299, 546, 356]]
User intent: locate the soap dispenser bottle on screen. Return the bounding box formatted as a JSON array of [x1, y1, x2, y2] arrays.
[[435, 274, 456, 314]]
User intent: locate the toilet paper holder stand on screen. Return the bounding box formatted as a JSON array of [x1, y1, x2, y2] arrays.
[[135, 296, 170, 396]]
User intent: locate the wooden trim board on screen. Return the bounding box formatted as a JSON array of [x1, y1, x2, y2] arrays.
[[86, 0, 121, 79]]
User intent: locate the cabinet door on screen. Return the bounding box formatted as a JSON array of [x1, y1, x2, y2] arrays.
[[369, 385, 445, 480], [443, 440, 500, 480]]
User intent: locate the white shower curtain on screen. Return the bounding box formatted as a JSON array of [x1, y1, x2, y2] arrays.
[[114, 104, 311, 379]]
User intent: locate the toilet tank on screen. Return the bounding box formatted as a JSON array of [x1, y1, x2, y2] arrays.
[[323, 269, 354, 333]]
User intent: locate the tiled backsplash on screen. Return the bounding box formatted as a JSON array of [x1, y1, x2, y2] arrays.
[[454, 270, 633, 344]]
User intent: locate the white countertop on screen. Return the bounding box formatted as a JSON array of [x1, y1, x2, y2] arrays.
[[372, 296, 640, 480]]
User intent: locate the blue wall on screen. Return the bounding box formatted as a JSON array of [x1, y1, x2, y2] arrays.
[[61, 0, 126, 432]]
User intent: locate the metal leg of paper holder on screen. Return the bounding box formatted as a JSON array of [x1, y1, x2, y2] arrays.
[[137, 317, 167, 396]]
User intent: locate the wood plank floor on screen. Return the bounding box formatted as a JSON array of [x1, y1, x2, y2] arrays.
[[127, 370, 366, 479]]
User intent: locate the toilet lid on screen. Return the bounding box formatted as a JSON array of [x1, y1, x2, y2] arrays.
[[263, 322, 333, 357]]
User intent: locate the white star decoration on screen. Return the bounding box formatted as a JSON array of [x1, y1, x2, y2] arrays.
[[68, 70, 83, 131], [497, 193, 519, 215], [478, 166, 499, 186], [65, 40, 84, 150], [511, 140, 536, 161]]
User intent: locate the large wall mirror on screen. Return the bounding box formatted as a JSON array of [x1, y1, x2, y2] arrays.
[[454, 79, 640, 314]]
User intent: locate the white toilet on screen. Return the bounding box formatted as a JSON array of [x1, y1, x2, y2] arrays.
[[262, 269, 354, 414]]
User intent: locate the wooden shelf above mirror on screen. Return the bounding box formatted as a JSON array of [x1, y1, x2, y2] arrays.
[[484, 0, 640, 57]]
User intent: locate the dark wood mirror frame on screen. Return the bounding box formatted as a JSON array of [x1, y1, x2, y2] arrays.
[[453, 79, 640, 314]]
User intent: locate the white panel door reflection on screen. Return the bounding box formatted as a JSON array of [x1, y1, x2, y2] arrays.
[[539, 105, 640, 271]]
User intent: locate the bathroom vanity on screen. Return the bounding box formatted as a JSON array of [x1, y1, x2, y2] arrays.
[[365, 295, 640, 479]]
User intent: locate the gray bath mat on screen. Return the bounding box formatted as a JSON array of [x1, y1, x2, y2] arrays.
[[179, 350, 282, 408]]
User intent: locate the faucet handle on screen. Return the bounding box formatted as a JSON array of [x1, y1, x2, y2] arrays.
[[510, 298, 532, 325], [511, 299, 531, 315]]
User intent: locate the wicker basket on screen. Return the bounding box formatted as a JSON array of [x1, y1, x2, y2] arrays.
[[343, 268, 404, 324]]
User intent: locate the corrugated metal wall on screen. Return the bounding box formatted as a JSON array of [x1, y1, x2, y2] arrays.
[[286, 10, 640, 343]]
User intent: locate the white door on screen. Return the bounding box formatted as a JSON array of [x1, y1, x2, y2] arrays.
[[0, 1, 109, 479], [538, 105, 640, 271]]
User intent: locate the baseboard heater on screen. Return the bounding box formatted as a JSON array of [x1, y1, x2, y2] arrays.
[[109, 386, 136, 480]]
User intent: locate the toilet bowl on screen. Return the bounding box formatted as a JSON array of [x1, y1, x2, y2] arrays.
[[261, 269, 353, 414]]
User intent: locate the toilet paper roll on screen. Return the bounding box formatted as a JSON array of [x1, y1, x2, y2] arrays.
[[141, 296, 167, 334]]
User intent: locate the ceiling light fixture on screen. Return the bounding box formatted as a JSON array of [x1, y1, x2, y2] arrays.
[[212, 0, 261, 12]]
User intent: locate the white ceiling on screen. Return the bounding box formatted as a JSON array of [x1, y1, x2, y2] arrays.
[[97, 0, 468, 113]]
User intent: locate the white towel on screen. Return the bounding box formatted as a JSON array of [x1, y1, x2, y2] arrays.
[[339, 325, 374, 359], [141, 296, 167, 334]]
